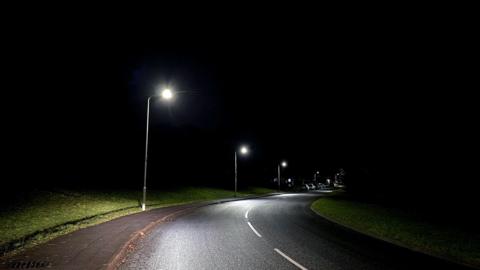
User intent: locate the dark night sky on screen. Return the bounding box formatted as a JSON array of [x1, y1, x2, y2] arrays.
[[2, 15, 478, 204]]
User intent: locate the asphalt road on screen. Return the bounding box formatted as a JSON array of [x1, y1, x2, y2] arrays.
[[119, 192, 472, 270]]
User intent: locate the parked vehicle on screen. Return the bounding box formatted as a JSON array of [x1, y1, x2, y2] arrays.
[[317, 183, 326, 189], [300, 184, 310, 191]]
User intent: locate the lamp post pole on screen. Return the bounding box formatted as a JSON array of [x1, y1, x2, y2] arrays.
[[277, 161, 287, 192], [235, 146, 249, 197], [234, 151, 238, 197], [141, 89, 173, 211], [142, 96, 152, 211], [277, 164, 281, 192]]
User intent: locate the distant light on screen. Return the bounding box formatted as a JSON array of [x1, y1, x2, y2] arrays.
[[316, 171, 320, 174], [161, 89, 173, 100], [240, 146, 249, 155], [287, 178, 292, 183], [281, 161, 287, 167]]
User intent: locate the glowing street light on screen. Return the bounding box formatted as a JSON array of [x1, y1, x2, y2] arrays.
[[240, 146, 248, 155], [161, 88, 173, 100], [142, 87, 175, 211], [235, 145, 249, 197], [278, 160, 287, 192]]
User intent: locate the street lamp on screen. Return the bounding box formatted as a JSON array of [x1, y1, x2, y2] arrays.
[[314, 171, 320, 182], [161, 88, 173, 100], [142, 88, 174, 211], [278, 161, 287, 192], [235, 145, 249, 197]]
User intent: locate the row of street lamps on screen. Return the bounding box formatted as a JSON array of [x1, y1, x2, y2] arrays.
[[234, 145, 287, 197], [141, 88, 288, 211]]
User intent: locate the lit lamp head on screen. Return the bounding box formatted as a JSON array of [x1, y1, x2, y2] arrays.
[[281, 161, 287, 167], [240, 146, 249, 155], [160, 88, 174, 100]]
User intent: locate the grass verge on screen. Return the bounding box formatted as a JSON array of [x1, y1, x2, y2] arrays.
[[311, 197, 480, 268], [0, 186, 275, 256]]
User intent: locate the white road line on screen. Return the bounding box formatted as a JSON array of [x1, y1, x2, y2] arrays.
[[247, 222, 262, 237], [245, 209, 250, 219], [274, 248, 308, 270]]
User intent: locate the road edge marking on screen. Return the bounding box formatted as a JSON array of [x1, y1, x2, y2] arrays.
[[245, 209, 250, 219], [105, 206, 195, 270], [274, 248, 308, 270], [247, 222, 262, 237]]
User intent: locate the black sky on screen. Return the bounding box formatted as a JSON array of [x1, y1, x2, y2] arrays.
[[2, 15, 478, 206]]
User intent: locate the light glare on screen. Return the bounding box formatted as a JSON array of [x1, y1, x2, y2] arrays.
[[281, 161, 287, 167]]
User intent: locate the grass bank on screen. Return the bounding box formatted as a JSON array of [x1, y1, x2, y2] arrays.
[[311, 197, 480, 268], [0, 187, 275, 256]]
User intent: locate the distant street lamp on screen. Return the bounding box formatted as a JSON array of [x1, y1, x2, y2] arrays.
[[142, 88, 174, 211], [235, 145, 249, 197], [278, 161, 287, 192], [314, 171, 320, 182]]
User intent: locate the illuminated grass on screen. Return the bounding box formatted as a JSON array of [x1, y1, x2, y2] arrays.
[[311, 197, 480, 268], [0, 187, 275, 255]]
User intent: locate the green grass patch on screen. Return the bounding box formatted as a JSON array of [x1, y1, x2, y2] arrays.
[[311, 197, 480, 268], [0, 187, 275, 256]]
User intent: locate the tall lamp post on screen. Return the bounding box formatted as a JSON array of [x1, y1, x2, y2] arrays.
[[278, 161, 287, 192], [314, 171, 319, 182], [142, 88, 174, 211], [235, 145, 249, 197]]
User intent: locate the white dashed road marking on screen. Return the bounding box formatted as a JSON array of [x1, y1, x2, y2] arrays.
[[247, 222, 262, 237], [243, 202, 306, 269], [274, 248, 309, 270]]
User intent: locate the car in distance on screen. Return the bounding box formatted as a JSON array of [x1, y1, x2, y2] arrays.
[[300, 184, 310, 191]]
